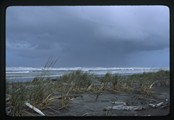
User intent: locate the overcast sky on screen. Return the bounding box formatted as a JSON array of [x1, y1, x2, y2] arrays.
[[6, 6, 169, 68]]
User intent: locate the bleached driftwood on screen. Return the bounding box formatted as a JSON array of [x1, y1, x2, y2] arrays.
[[149, 102, 164, 108], [156, 102, 164, 107], [25, 102, 45, 116], [104, 105, 143, 111], [149, 104, 156, 108], [112, 101, 127, 106]]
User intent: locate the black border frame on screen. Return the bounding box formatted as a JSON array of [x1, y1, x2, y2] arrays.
[[0, 0, 174, 120]]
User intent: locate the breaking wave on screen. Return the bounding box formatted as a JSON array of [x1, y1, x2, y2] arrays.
[[6, 67, 169, 82]]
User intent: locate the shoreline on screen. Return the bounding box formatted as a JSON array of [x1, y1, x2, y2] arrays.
[[6, 68, 169, 83]]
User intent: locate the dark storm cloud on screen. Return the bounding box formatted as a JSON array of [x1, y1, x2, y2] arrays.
[[6, 6, 169, 67]]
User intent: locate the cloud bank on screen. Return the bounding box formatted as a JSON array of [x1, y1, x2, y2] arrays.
[[6, 6, 169, 67]]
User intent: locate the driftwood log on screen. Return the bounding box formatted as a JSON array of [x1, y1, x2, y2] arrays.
[[104, 105, 144, 111], [112, 101, 127, 106], [149, 102, 164, 108], [25, 102, 45, 116]]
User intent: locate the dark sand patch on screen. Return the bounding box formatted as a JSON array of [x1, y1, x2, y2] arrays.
[[34, 86, 170, 116]]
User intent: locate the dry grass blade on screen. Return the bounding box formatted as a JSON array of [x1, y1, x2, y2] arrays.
[[65, 81, 74, 96], [149, 81, 158, 89], [86, 83, 93, 91]]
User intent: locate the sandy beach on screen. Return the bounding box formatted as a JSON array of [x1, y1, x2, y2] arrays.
[[6, 70, 170, 116], [21, 86, 169, 116]]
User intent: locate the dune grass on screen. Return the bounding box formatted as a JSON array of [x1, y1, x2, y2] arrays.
[[6, 57, 58, 116], [6, 82, 27, 116], [6, 68, 170, 116], [55, 70, 95, 93]]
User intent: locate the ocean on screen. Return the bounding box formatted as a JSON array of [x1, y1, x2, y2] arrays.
[[6, 67, 169, 82]]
